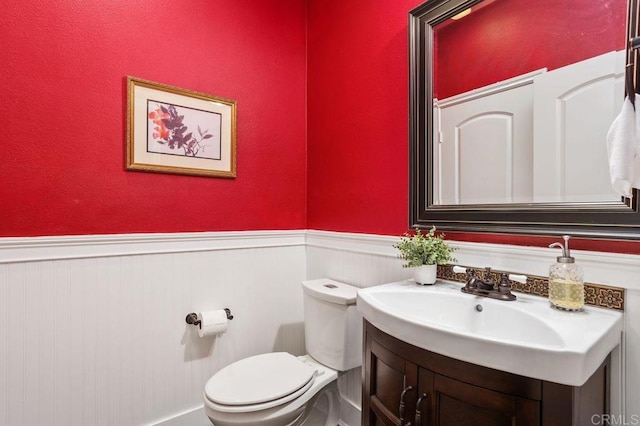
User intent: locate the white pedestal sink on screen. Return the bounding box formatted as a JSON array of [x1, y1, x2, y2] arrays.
[[357, 279, 623, 386]]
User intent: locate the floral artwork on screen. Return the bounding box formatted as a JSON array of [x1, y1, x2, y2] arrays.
[[127, 76, 236, 178], [147, 102, 222, 159]]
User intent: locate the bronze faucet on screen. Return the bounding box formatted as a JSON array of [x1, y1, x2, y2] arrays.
[[461, 267, 517, 301]]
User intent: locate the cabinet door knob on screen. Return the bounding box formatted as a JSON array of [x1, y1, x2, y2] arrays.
[[415, 392, 430, 425], [399, 385, 414, 425]]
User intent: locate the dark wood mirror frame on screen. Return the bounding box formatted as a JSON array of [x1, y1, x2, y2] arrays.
[[409, 0, 640, 239]]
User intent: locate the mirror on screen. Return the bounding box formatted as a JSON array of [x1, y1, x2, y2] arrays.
[[433, 0, 625, 205], [409, 0, 640, 239]]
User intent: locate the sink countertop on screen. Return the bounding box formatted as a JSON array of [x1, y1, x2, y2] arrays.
[[357, 279, 623, 386]]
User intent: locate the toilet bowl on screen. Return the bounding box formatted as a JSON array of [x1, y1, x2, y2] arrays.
[[203, 279, 362, 426], [204, 353, 339, 426]]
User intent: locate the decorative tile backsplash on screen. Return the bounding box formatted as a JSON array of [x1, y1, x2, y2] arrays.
[[437, 264, 625, 311]]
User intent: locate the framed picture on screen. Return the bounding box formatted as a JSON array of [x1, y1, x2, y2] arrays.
[[126, 76, 236, 178]]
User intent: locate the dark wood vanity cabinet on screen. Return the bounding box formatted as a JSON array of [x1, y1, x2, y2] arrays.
[[362, 321, 609, 426]]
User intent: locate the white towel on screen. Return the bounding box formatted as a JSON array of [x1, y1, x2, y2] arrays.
[[606, 96, 640, 197]]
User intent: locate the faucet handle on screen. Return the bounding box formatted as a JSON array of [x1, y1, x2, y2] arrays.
[[452, 265, 467, 275], [508, 274, 527, 284], [498, 273, 510, 293], [498, 273, 517, 300]]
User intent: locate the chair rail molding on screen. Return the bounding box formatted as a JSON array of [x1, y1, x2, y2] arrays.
[[0, 230, 307, 264], [1, 229, 638, 290]]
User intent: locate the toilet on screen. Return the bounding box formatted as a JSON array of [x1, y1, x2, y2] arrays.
[[203, 278, 362, 426]]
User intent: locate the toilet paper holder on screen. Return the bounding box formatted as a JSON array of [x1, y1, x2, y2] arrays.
[[185, 309, 234, 329]]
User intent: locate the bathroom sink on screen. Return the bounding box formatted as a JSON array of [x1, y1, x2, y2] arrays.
[[357, 280, 623, 386]]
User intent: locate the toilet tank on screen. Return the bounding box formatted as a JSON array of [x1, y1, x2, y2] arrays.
[[302, 278, 363, 371]]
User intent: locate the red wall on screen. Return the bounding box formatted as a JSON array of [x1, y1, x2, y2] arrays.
[[3, 0, 639, 254], [434, 0, 627, 99], [307, 0, 423, 236], [306, 0, 640, 255], [0, 0, 307, 236]]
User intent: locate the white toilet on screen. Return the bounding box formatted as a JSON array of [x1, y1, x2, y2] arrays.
[[203, 278, 362, 426]]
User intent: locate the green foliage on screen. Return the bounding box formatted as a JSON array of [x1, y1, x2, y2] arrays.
[[394, 227, 457, 268]]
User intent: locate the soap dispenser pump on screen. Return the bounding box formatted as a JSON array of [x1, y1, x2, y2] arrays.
[[548, 235, 584, 311]]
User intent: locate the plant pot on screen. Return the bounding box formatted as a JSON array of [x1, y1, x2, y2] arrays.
[[415, 264, 437, 285]]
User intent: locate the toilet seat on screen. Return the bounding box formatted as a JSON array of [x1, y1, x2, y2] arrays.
[[205, 352, 318, 413], [204, 354, 340, 426]]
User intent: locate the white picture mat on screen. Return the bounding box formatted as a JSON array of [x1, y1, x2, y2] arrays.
[[133, 84, 233, 172]]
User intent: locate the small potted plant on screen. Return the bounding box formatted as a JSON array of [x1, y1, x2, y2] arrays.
[[394, 226, 457, 285]]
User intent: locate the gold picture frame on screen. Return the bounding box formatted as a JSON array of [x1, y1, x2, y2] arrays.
[[126, 76, 236, 178]]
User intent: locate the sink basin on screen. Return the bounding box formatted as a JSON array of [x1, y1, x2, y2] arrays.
[[357, 280, 623, 386]]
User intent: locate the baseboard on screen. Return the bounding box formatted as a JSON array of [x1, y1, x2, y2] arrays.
[[339, 397, 361, 426], [147, 398, 361, 426], [148, 400, 361, 426], [149, 406, 209, 426]]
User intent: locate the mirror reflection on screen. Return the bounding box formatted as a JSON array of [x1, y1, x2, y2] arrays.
[[431, 0, 627, 205]]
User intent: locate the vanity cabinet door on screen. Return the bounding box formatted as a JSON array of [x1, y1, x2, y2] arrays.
[[429, 372, 540, 426], [363, 334, 418, 426], [414, 368, 434, 426]]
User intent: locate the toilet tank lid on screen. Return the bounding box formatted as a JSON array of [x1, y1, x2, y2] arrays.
[[302, 279, 359, 305]]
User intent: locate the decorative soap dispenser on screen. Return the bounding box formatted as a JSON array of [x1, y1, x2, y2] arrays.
[[548, 235, 584, 311]]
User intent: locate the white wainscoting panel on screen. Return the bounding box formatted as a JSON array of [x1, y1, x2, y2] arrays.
[[0, 233, 306, 426], [306, 231, 413, 415], [2, 229, 639, 426], [306, 230, 640, 420]]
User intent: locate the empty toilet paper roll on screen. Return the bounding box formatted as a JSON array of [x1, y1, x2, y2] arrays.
[[197, 310, 228, 337]]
